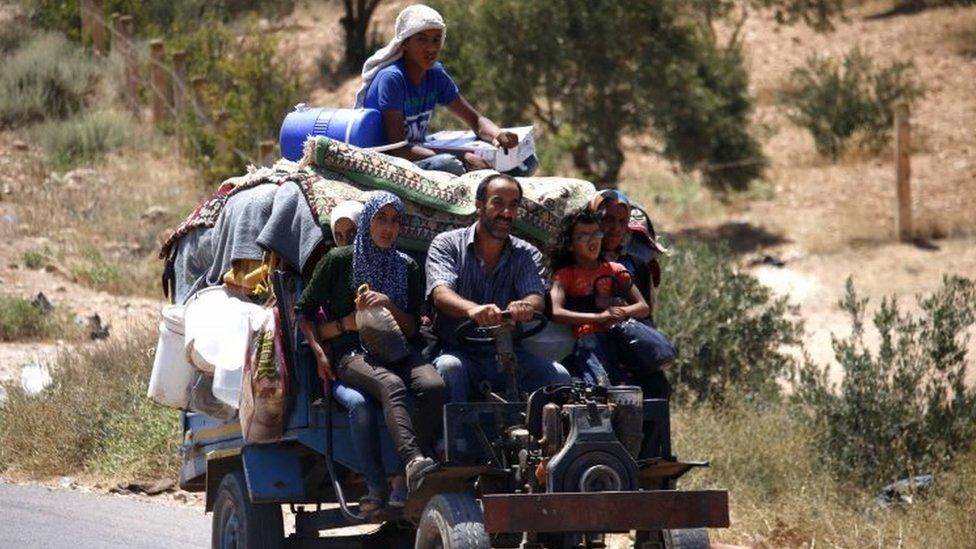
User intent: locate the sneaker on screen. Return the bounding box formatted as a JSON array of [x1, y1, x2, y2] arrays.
[[358, 494, 385, 523], [405, 456, 436, 493]]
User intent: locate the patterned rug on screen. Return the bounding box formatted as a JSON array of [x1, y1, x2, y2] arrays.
[[301, 136, 596, 244], [162, 138, 612, 257]]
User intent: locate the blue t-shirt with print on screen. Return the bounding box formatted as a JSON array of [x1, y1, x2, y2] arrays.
[[363, 59, 460, 143]]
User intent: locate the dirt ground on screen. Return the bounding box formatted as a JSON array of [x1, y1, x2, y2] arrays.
[[0, 234, 162, 383], [748, 237, 976, 381]]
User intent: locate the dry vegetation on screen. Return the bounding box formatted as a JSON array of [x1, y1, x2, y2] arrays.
[[675, 406, 976, 547], [619, 4, 976, 253], [0, 326, 181, 481], [1, 2, 974, 546]]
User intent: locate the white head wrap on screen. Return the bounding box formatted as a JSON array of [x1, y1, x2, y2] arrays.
[[353, 4, 446, 108], [329, 200, 364, 236]]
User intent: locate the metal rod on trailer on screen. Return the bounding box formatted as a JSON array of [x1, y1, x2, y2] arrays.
[[323, 379, 368, 524]]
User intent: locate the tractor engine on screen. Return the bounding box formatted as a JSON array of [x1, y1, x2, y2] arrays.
[[508, 385, 645, 495]]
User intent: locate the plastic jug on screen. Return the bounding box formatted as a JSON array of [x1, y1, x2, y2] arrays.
[[355, 284, 411, 365], [279, 104, 386, 161], [147, 305, 196, 409], [184, 286, 262, 374], [212, 357, 244, 408]]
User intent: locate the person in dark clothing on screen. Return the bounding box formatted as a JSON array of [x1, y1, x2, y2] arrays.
[[296, 191, 445, 504], [589, 189, 672, 400]]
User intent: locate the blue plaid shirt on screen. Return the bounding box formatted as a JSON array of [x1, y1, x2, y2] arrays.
[[425, 223, 546, 346]]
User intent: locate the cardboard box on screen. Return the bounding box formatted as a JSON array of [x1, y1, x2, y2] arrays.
[[424, 126, 535, 172]]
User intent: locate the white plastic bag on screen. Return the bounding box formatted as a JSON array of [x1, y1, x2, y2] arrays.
[[355, 284, 411, 365], [183, 286, 264, 374], [147, 305, 196, 409]]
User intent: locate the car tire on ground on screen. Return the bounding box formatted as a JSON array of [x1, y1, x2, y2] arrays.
[[415, 493, 490, 549], [211, 470, 284, 549]]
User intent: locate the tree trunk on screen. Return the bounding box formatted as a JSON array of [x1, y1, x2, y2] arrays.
[[571, 142, 623, 189], [341, 0, 382, 75]]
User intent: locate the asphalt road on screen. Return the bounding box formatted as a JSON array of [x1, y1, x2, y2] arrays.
[[0, 482, 211, 548]]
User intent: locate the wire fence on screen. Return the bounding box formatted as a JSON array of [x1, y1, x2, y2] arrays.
[[79, 0, 276, 170]]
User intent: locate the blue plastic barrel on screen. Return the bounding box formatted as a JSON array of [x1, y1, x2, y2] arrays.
[[278, 104, 386, 161]]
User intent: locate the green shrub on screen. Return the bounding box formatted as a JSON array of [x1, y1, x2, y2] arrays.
[[18, 0, 81, 41], [0, 292, 81, 342], [0, 327, 181, 480], [656, 241, 803, 406], [91, 397, 182, 478], [674, 405, 976, 547], [793, 276, 976, 487], [39, 110, 132, 167], [435, 0, 765, 189], [62, 245, 159, 297], [649, 44, 766, 191], [69, 245, 122, 290], [0, 11, 31, 53], [781, 48, 924, 160], [0, 294, 56, 341], [19, 0, 294, 40], [22, 248, 50, 270], [172, 21, 301, 181], [0, 32, 100, 128]]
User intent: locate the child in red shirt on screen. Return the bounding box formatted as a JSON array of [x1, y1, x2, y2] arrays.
[[549, 208, 650, 386]]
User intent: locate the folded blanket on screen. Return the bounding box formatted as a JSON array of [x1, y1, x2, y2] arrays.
[[300, 136, 596, 245], [159, 165, 315, 260], [162, 138, 614, 262]]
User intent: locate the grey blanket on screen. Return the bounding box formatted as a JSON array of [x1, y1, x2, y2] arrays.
[[183, 183, 278, 299], [172, 226, 214, 304], [256, 181, 325, 275]]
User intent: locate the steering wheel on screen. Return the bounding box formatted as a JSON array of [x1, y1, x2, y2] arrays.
[[455, 310, 548, 346]]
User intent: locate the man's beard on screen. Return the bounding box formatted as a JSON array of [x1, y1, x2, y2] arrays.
[[481, 215, 513, 240]]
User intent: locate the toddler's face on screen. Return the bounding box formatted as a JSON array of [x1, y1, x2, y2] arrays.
[[571, 222, 603, 264]]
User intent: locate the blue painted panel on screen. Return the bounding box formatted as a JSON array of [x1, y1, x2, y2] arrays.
[[242, 445, 306, 502]]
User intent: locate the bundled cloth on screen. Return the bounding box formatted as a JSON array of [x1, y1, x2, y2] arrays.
[[299, 136, 596, 250], [161, 136, 655, 263]]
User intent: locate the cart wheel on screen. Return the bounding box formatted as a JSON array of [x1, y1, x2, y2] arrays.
[[634, 528, 710, 549], [211, 470, 284, 549], [415, 493, 490, 549]]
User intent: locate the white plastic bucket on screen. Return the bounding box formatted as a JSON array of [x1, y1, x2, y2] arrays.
[[147, 305, 196, 409]]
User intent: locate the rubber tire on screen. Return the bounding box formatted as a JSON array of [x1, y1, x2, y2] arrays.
[[634, 528, 710, 549], [663, 528, 711, 549], [415, 493, 491, 549], [211, 470, 284, 549]]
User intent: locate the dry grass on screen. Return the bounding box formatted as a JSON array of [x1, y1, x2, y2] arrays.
[[2, 127, 205, 296], [0, 292, 82, 342], [674, 405, 976, 548], [0, 326, 181, 481], [612, 5, 976, 254]]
